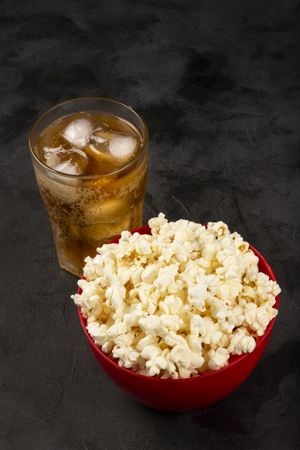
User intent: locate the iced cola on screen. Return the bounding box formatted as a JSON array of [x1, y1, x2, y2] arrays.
[[29, 98, 148, 276]]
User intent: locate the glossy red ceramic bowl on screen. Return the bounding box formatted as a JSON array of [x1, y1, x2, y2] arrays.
[[77, 225, 279, 411]]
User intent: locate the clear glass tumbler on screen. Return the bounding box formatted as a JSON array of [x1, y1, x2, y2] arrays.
[[29, 97, 148, 277]]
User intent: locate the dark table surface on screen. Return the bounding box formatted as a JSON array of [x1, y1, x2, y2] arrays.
[[1, 0, 299, 449]]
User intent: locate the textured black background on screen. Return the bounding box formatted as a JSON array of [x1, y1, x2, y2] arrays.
[[1, 0, 299, 449]]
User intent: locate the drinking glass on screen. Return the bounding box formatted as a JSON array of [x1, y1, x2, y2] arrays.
[[29, 97, 148, 276]]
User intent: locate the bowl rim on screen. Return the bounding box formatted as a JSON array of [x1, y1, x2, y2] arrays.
[[77, 225, 279, 382]]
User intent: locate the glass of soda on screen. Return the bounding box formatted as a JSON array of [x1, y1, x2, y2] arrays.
[[29, 97, 148, 277]]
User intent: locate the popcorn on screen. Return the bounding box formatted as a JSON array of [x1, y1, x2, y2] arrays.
[[159, 295, 183, 315], [228, 328, 256, 355], [137, 335, 158, 351], [72, 214, 280, 379], [187, 334, 202, 352], [187, 284, 208, 311], [154, 264, 179, 293], [207, 348, 230, 370], [105, 285, 126, 310], [190, 315, 223, 346], [112, 346, 139, 368], [243, 302, 277, 336], [141, 264, 159, 283]]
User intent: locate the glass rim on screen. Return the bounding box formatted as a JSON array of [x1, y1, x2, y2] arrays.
[[28, 96, 148, 180]]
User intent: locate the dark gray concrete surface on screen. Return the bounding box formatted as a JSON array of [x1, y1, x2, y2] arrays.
[[0, 0, 299, 449]]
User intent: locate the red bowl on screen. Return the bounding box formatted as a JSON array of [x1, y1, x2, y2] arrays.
[[77, 225, 280, 411]]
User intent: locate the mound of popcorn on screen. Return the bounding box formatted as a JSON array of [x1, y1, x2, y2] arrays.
[[72, 214, 280, 379]]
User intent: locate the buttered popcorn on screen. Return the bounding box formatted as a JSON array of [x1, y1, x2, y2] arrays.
[[72, 214, 280, 378]]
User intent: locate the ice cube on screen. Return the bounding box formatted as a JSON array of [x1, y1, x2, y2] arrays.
[[81, 215, 132, 246], [84, 197, 131, 223], [43, 146, 88, 175], [90, 129, 114, 153], [84, 144, 121, 174], [109, 135, 137, 160], [90, 133, 109, 153], [92, 128, 108, 143], [43, 145, 63, 167], [54, 160, 82, 175], [63, 118, 93, 148], [93, 136, 106, 144]]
